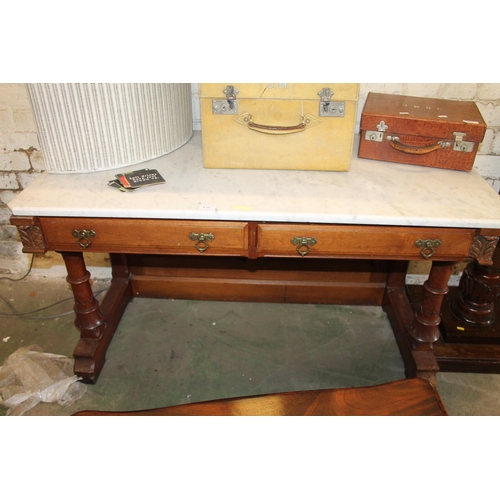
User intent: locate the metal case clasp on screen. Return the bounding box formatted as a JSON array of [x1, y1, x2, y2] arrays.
[[365, 121, 388, 142], [318, 87, 345, 117], [212, 85, 239, 115]]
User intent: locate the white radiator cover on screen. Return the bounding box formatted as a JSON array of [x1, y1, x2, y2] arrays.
[[27, 83, 193, 173]]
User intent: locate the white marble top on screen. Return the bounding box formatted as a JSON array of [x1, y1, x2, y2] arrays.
[[9, 132, 500, 229]]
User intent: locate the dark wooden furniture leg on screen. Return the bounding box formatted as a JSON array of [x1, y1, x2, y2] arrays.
[[447, 193, 500, 329], [443, 243, 500, 334], [62, 251, 106, 338], [384, 260, 455, 384], [429, 235, 500, 373], [407, 261, 455, 383], [450, 247, 500, 327], [62, 252, 133, 383]]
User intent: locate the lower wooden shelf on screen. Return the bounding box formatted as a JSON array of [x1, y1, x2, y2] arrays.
[[127, 255, 390, 305]]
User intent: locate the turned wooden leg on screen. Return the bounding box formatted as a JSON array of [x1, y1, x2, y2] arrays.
[[61, 251, 106, 339], [384, 260, 457, 384], [407, 261, 455, 383], [61, 251, 133, 383], [383, 260, 436, 381], [409, 261, 455, 344]]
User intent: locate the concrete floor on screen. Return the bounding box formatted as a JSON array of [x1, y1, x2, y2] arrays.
[[1, 276, 500, 416]]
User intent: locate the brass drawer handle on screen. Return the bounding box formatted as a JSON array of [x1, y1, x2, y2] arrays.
[[72, 229, 96, 249], [415, 239, 441, 259], [189, 232, 215, 253], [291, 236, 317, 257]]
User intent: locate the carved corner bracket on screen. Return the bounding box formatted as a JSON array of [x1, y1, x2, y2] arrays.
[[468, 234, 499, 266], [9, 216, 47, 253]]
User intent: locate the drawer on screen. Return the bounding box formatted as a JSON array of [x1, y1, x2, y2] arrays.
[[256, 224, 476, 260], [40, 218, 250, 256]]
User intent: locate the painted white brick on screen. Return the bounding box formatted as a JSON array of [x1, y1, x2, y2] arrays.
[[474, 153, 500, 178], [0, 206, 13, 224], [439, 83, 477, 100], [478, 128, 494, 154], [477, 83, 500, 101], [0, 223, 18, 240], [0, 190, 19, 206], [0, 84, 30, 108], [0, 108, 15, 131], [0, 132, 40, 151], [0, 172, 19, 189], [492, 132, 500, 155], [18, 171, 41, 189], [476, 102, 500, 127], [360, 83, 405, 96], [0, 240, 28, 263], [0, 253, 32, 278], [404, 83, 442, 98], [0, 151, 31, 171], [1, 149, 45, 171], [0, 152, 14, 170], [191, 88, 201, 131], [30, 150, 45, 171], [12, 108, 37, 132], [488, 179, 500, 192]]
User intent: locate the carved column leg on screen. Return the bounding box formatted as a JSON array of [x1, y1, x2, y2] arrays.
[[61, 251, 106, 339], [428, 233, 500, 372], [407, 261, 455, 383], [450, 246, 500, 326], [452, 205, 500, 327]]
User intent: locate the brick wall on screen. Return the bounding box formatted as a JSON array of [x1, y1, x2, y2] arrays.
[[1, 83, 499, 280], [0, 84, 45, 275]]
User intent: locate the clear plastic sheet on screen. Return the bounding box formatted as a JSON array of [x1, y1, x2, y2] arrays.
[[0, 345, 87, 416]]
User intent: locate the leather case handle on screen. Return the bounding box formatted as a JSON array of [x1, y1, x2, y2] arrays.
[[389, 137, 447, 155], [247, 114, 307, 135]]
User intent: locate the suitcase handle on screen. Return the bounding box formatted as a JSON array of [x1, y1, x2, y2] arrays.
[[389, 136, 448, 155], [246, 114, 307, 135]]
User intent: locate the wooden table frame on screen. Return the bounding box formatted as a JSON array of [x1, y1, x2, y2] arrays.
[[10, 215, 500, 385]]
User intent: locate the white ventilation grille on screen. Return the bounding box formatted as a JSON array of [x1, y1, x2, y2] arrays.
[[28, 83, 193, 173]]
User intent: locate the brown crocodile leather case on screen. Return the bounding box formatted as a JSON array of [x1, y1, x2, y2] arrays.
[[358, 92, 487, 171]]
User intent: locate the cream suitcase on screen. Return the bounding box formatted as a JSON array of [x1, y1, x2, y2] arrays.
[[199, 83, 359, 171]]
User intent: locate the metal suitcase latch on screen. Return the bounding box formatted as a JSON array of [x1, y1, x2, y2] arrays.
[[453, 132, 474, 152], [212, 85, 239, 115], [318, 87, 345, 117], [365, 121, 388, 142]]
